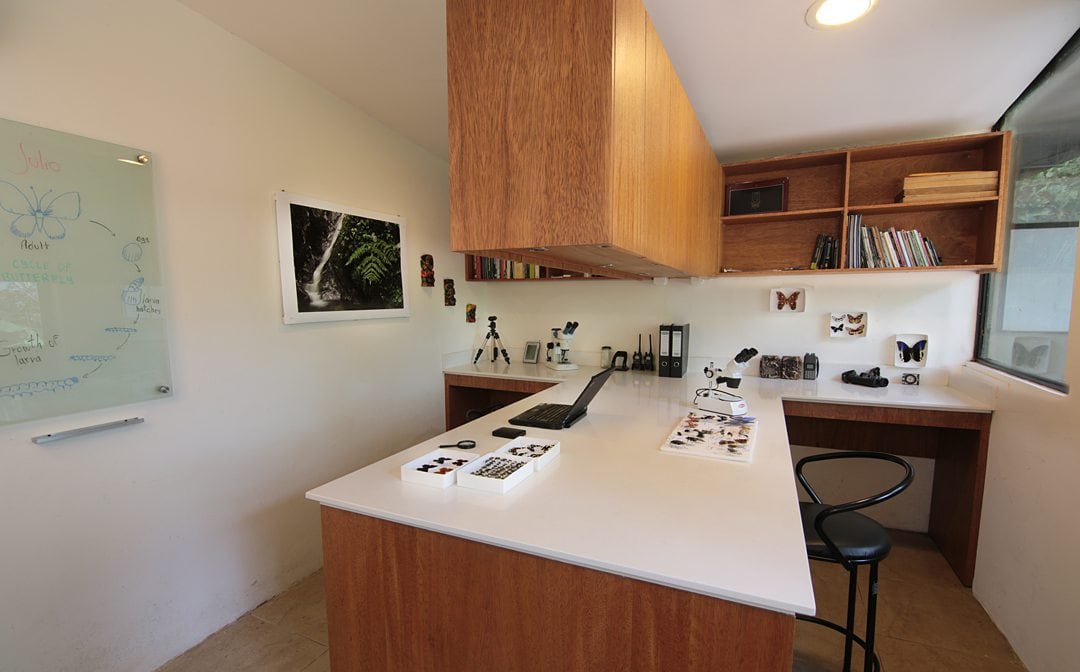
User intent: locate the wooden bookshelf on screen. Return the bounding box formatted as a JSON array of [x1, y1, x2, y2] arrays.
[[718, 131, 1010, 275], [463, 254, 608, 281]]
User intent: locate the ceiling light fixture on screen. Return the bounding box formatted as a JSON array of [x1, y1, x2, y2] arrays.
[[805, 0, 877, 29]]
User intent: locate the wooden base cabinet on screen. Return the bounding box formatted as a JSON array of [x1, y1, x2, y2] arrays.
[[448, 0, 721, 280], [320, 507, 795, 672]]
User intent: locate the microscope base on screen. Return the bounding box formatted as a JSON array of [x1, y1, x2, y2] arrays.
[[545, 361, 579, 371], [695, 392, 748, 417]]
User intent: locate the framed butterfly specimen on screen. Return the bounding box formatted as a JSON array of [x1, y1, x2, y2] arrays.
[[770, 287, 805, 312], [829, 311, 867, 338], [895, 333, 929, 368]]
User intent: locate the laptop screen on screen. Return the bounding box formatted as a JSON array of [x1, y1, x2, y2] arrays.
[[564, 366, 617, 419]]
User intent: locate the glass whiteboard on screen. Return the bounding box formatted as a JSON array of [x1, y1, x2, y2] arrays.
[[0, 118, 172, 426]]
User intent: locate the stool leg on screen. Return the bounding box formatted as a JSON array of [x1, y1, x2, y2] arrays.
[[864, 561, 880, 672], [843, 565, 857, 672]]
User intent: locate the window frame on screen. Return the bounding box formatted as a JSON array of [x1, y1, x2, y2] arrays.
[[973, 29, 1080, 392]]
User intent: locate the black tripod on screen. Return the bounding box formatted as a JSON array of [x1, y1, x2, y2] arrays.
[[473, 315, 511, 365]]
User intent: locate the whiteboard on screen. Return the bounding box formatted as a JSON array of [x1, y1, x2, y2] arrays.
[[0, 118, 172, 426]]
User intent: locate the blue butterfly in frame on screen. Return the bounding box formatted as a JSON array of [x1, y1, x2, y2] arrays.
[[897, 339, 928, 363], [0, 180, 81, 240]]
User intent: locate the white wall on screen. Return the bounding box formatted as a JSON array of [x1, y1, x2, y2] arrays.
[[960, 259, 1080, 672], [0, 1, 472, 671], [472, 270, 979, 531]]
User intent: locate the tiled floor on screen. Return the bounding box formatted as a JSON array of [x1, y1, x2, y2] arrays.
[[793, 530, 1027, 672], [156, 531, 1026, 672], [154, 571, 329, 672]]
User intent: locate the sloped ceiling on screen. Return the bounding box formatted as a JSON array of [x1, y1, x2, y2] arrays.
[[178, 0, 1080, 162]]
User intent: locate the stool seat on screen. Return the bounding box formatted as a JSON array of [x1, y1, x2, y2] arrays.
[[801, 502, 893, 563]]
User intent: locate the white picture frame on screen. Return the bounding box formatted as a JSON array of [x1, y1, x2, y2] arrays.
[[276, 191, 409, 324]]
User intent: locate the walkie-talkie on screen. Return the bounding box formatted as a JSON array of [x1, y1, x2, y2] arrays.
[[643, 334, 655, 371], [632, 334, 644, 370]]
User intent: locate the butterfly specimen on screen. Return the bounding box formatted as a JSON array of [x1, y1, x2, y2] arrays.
[[1012, 342, 1049, 368], [0, 180, 81, 240], [776, 290, 800, 310], [846, 313, 865, 324], [846, 324, 866, 335], [830, 324, 844, 333], [896, 339, 928, 363]]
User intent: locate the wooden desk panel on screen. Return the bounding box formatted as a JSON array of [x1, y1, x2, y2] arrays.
[[444, 373, 556, 430], [321, 507, 795, 672], [782, 400, 991, 586]]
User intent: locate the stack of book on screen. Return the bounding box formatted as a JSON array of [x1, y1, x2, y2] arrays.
[[900, 170, 998, 203], [809, 234, 840, 270], [471, 256, 543, 279], [847, 215, 943, 268]]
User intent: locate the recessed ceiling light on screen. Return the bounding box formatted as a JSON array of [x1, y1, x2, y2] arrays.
[[805, 0, 877, 29]]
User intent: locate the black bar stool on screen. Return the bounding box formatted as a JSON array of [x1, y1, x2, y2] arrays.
[[795, 451, 914, 672]]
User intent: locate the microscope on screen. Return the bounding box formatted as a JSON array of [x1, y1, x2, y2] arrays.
[[695, 347, 758, 416], [545, 321, 579, 371]]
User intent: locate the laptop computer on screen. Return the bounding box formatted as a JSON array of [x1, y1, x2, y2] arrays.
[[508, 366, 617, 429]]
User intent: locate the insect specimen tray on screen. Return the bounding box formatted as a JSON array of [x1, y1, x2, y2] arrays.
[[660, 412, 758, 463]]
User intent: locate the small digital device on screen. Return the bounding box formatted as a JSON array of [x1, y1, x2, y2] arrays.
[[523, 340, 540, 364], [492, 426, 526, 439]]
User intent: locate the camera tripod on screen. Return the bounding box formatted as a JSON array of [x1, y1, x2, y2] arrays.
[[473, 316, 511, 365]]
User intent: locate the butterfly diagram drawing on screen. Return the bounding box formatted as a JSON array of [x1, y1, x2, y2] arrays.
[[0, 180, 81, 239]]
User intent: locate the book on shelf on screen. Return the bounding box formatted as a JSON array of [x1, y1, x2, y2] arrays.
[[902, 190, 997, 202], [846, 222, 943, 269], [901, 170, 998, 203], [809, 233, 840, 270]]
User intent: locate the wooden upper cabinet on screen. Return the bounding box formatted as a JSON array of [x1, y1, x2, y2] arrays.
[[447, 0, 720, 279]]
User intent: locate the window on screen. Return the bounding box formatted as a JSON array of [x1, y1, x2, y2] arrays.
[[976, 31, 1080, 391]]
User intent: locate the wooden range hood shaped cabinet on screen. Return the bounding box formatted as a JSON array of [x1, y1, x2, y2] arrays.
[[447, 0, 722, 279]]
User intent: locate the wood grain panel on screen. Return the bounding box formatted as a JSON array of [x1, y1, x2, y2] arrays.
[[720, 216, 843, 273], [642, 16, 680, 269], [639, 15, 721, 277], [929, 421, 991, 586], [444, 373, 555, 430], [448, 0, 614, 251], [321, 508, 794, 672], [784, 415, 940, 460], [848, 148, 992, 206], [859, 206, 989, 266], [610, 0, 646, 256], [782, 400, 992, 586], [722, 161, 846, 214]]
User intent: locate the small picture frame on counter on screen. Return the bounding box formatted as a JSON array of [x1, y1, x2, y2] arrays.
[[523, 340, 541, 364]]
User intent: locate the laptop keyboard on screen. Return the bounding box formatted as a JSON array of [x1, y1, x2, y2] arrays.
[[523, 404, 569, 423]]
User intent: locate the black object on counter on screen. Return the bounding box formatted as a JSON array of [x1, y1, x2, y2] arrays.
[[841, 367, 889, 388], [611, 351, 629, 371]]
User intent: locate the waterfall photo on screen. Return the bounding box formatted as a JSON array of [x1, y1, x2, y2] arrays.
[[275, 192, 409, 324]]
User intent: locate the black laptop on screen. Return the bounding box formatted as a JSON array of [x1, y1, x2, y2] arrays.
[[509, 366, 617, 429]]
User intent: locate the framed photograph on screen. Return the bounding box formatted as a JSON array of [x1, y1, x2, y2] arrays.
[[276, 191, 409, 324], [523, 340, 541, 364], [726, 178, 789, 216]]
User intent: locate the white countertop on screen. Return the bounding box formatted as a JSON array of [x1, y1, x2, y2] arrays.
[[309, 366, 817, 616], [307, 365, 989, 618]]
